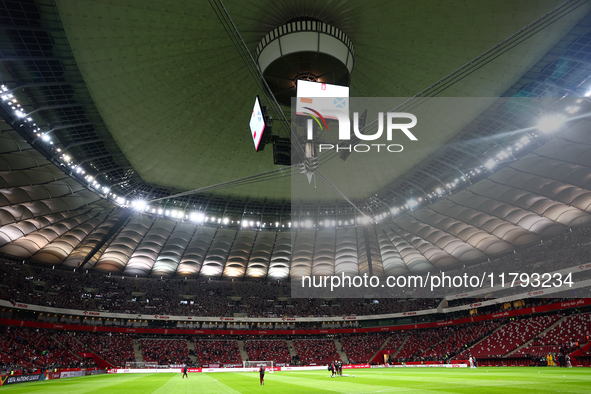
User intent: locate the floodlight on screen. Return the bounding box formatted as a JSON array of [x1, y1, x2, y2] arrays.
[[538, 115, 565, 133], [132, 200, 147, 211]]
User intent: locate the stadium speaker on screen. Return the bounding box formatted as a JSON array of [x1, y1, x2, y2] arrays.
[[273, 137, 292, 166]]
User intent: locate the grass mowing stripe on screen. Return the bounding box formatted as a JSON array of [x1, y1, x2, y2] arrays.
[[0, 373, 149, 394], [81, 373, 175, 394], [155, 372, 244, 394], [259, 373, 405, 394], [224, 373, 341, 394]]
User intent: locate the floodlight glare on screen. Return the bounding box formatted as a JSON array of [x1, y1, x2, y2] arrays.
[[132, 200, 147, 211], [189, 212, 205, 223], [538, 115, 565, 133], [485, 159, 496, 170]]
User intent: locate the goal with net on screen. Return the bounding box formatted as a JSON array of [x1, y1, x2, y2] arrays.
[[243, 361, 274, 373], [124, 362, 159, 369]]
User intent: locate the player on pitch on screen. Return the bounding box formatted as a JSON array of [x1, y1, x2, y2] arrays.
[[182, 364, 189, 379], [259, 364, 265, 385]]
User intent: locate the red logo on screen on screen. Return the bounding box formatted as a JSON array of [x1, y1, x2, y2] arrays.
[[303, 107, 328, 131]]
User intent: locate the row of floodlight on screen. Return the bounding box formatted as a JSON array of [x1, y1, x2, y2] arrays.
[[384, 108, 582, 218], [2, 84, 588, 227], [1, 84, 114, 199]]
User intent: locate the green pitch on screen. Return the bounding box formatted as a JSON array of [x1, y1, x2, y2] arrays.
[[2, 368, 591, 393]]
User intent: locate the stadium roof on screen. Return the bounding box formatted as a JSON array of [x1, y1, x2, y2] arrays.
[[0, 0, 590, 279]]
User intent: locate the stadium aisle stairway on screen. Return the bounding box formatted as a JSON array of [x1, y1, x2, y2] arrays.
[[334, 339, 348, 363], [286, 340, 298, 360], [133, 339, 143, 363], [186, 340, 197, 364], [236, 340, 249, 362]]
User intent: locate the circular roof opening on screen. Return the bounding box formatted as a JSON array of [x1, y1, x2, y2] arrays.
[[255, 19, 355, 106]]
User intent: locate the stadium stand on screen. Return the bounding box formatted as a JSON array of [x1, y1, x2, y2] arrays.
[[192, 339, 242, 366], [465, 315, 563, 357], [81, 333, 135, 367], [1, 306, 590, 371], [293, 339, 340, 365], [0, 327, 78, 369], [513, 312, 591, 356], [141, 339, 190, 365], [340, 333, 389, 363], [0, 225, 589, 321], [393, 328, 448, 360], [52, 331, 89, 354], [244, 339, 291, 364], [421, 321, 503, 359]]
